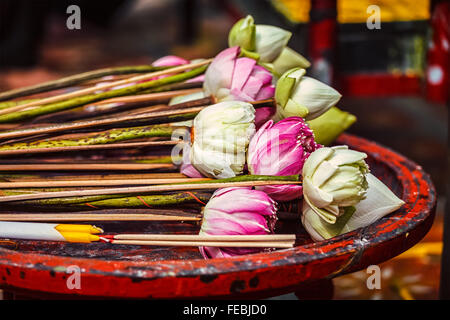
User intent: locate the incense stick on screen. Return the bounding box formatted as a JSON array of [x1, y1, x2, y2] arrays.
[[105, 239, 294, 248], [0, 60, 212, 116], [111, 234, 296, 241], [0, 213, 201, 221], [1, 172, 188, 181], [0, 106, 202, 140], [0, 140, 181, 156], [0, 163, 175, 171], [0, 177, 210, 188], [0, 177, 301, 203], [0, 65, 169, 101], [85, 88, 202, 106]]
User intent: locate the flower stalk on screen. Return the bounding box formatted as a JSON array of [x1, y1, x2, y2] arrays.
[[0, 65, 208, 123], [0, 65, 169, 102]]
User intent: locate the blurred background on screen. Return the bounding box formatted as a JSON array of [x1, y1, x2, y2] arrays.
[[0, 0, 448, 300]]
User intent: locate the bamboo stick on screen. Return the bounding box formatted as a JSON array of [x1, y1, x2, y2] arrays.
[[0, 65, 208, 123], [0, 172, 187, 181], [0, 60, 212, 116], [111, 234, 296, 241], [0, 213, 201, 221], [0, 124, 179, 154], [0, 155, 176, 165], [0, 162, 176, 171], [0, 177, 210, 188], [0, 65, 169, 101], [0, 140, 181, 156], [79, 82, 203, 115], [85, 88, 202, 107], [0, 175, 301, 203], [3, 191, 211, 208], [0, 105, 203, 141], [106, 240, 294, 248]]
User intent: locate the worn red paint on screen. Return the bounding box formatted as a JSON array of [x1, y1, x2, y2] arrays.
[[0, 134, 436, 299]]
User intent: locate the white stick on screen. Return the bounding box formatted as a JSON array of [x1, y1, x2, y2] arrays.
[[108, 240, 294, 248], [0, 221, 64, 241]]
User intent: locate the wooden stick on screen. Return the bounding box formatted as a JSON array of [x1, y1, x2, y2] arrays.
[[0, 177, 211, 188], [0, 60, 212, 116], [85, 88, 202, 107], [1, 172, 188, 181], [0, 140, 182, 156], [0, 106, 202, 141], [106, 240, 294, 248], [0, 213, 201, 221], [0, 179, 301, 203], [0, 163, 175, 171], [111, 234, 296, 241], [0, 65, 169, 101]]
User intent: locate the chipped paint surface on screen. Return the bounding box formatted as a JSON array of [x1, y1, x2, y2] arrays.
[[0, 134, 436, 299]]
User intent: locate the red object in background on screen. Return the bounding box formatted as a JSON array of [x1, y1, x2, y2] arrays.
[[426, 2, 450, 104], [308, 0, 337, 85], [339, 73, 422, 97]]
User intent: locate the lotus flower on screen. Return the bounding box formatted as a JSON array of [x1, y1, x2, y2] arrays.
[[270, 47, 311, 76], [228, 15, 291, 63], [199, 187, 278, 259], [152, 55, 189, 67], [180, 145, 204, 178], [274, 68, 342, 121], [203, 46, 275, 121], [247, 117, 321, 200], [228, 15, 310, 76], [302, 145, 369, 224], [302, 173, 405, 241], [151, 55, 205, 83], [189, 101, 256, 179]]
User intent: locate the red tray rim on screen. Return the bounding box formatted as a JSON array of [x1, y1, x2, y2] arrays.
[[0, 133, 437, 298]]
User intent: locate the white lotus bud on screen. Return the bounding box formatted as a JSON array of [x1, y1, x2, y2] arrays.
[[302, 145, 369, 224], [254, 25, 292, 63], [190, 101, 256, 178], [274, 68, 342, 121], [302, 173, 405, 241]]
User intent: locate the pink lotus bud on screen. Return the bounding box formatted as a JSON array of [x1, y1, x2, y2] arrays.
[[180, 163, 204, 178], [186, 74, 205, 83], [199, 187, 278, 259], [247, 117, 321, 201], [152, 55, 189, 67], [204, 47, 276, 108], [150, 55, 190, 82], [255, 106, 276, 129]]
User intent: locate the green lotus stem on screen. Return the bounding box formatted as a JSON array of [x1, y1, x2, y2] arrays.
[[141, 80, 203, 94], [174, 174, 300, 185], [73, 192, 211, 209], [134, 155, 179, 164], [0, 99, 39, 110], [0, 124, 179, 151], [0, 65, 208, 123], [0, 65, 169, 102], [2, 191, 211, 210]]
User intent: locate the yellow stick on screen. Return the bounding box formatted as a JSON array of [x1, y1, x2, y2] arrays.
[[59, 231, 100, 243], [54, 224, 103, 234]]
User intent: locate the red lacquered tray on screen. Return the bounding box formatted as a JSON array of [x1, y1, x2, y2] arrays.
[[0, 134, 436, 299]]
